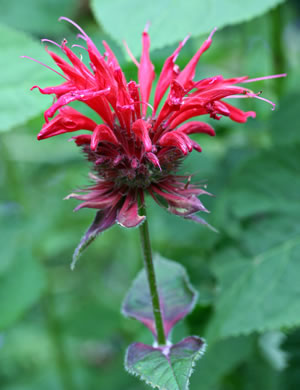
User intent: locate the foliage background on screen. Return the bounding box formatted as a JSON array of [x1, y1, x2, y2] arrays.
[[0, 0, 300, 389]]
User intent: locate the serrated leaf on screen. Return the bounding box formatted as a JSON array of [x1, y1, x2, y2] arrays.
[[0, 23, 57, 132], [206, 237, 300, 341], [125, 336, 205, 390], [0, 249, 46, 330], [91, 0, 284, 55], [122, 256, 197, 339]]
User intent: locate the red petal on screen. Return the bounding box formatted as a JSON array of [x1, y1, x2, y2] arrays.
[[72, 134, 92, 146], [186, 86, 247, 105], [168, 107, 207, 129], [221, 102, 256, 123], [91, 124, 119, 150], [153, 36, 188, 112], [132, 119, 152, 152], [114, 68, 134, 131], [31, 82, 75, 97], [117, 196, 145, 228], [103, 40, 124, 74], [176, 29, 216, 89], [212, 101, 230, 116], [85, 38, 119, 102], [138, 31, 155, 116], [153, 80, 185, 132], [46, 48, 87, 87], [72, 189, 122, 211], [146, 152, 161, 169], [61, 41, 95, 84], [177, 121, 215, 136], [190, 140, 202, 152], [159, 132, 189, 155], [128, 81, 141, 120], [38, 107, 97, 140], [44, 87, 110, 121]]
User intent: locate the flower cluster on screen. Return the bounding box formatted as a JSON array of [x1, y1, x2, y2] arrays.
[[26, 17, 285, 257]]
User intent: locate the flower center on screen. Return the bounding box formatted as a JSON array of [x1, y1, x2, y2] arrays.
[[82, 140, 178, 190]]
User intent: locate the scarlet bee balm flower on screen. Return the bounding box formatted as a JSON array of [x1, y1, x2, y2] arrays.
[[25, 17, 285, 265]]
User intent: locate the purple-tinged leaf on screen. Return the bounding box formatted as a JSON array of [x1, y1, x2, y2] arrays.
[[122, 256, 197, 339], [125, 336, 206, 390], [71, 208, 117, 270]]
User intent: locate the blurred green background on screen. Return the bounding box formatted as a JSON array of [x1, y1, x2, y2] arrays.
[[1, 0, 300, 389]]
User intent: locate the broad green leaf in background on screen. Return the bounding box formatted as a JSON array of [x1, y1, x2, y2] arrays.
[[0, 249, 46, 330], [0, 24, 57, 132], [0, 0, 78, 36], [91, 0, 285, 55], [126, 336, 205, 390], [191, 335, 254, 390], [206, 237, 300, 341], [271, 93, 300, 145], [241, 213, 300, 257], [122, 256, 197, 339], [221, 145, 300, 219], [281, 329, 300, 390], [206, 145, 300, 342], [259, 331, 288, 371]]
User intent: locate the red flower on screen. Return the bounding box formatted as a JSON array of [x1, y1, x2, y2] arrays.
[[25, 17, 285, 264]]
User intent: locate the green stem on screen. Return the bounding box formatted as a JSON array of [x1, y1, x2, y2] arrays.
[[138, 201, 166, 346], [43, 278, 76, 390]]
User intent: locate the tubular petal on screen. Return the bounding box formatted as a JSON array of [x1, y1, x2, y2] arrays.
[[153, 36, 189, 112], [221, 102, 256, 123], [117, 196, 146, 228], [38, 107, 96, 140], [91, 124, 119, 150], [176, 28, 217, 89], [132, 119, 152, 152], [138, 31, 155, 117], [71, 134, 92, 146], [177, 121, 215, 136]]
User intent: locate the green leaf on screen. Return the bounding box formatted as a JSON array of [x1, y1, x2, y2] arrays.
[[206, 237, 300, 341], [91, 0, 285, 55], [0, 0, 77, 36], [0, 249, 46, 330], [271, 93, 300, 145], [241, 213, 300, 257], [222, 145, 300, 219], [122, 255, 197, 339], [239, 341, 283, 390], [259, 331, 288, 371], [0, 23, 57, 132], [281, 329, 300, 390], [192, 335, 254, 390], [125, 336, 205, 390]]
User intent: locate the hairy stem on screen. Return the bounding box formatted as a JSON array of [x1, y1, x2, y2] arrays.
[[138, 201, 166, 345]]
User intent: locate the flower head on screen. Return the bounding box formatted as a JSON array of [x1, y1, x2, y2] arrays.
[[25, 17, 286, 265]]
